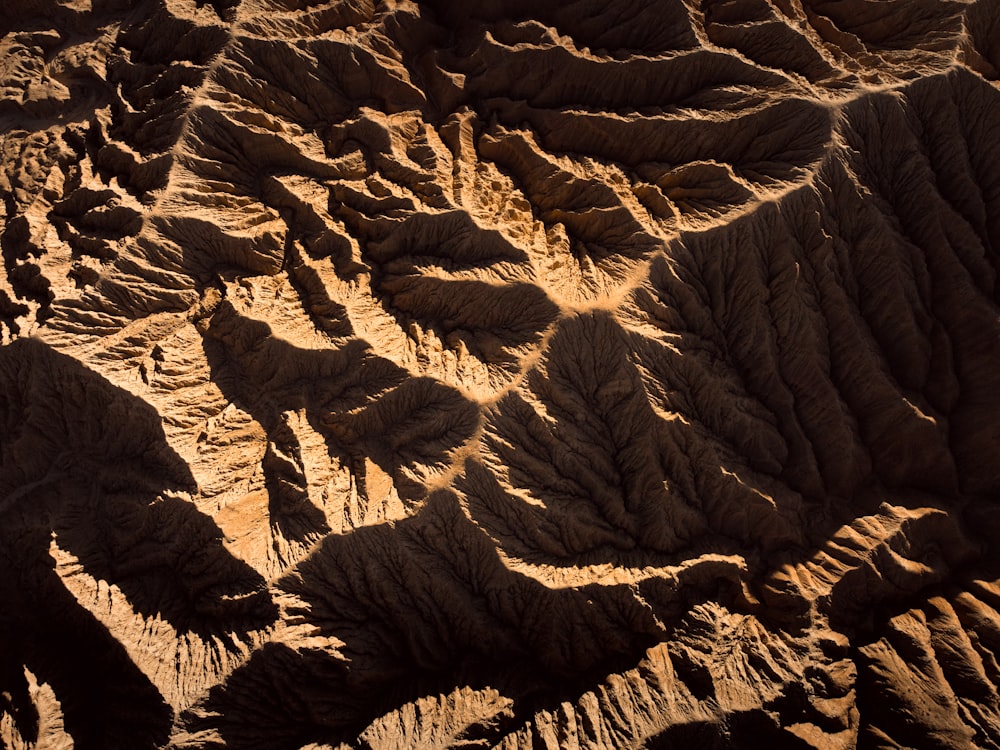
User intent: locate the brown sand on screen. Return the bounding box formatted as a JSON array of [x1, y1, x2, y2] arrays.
[[2, 0, 1000, 747]]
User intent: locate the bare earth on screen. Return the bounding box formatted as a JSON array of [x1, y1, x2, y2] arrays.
[[2, 0, 1000, 747]]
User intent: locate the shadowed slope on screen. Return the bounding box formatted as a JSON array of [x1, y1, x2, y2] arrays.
[[1, 0, 999, 747]]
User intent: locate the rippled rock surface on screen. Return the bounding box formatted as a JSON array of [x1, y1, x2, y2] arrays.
[[2, 0, 1000, 747]]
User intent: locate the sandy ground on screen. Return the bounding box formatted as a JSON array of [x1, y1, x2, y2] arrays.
[[2, 0, 1000, 747]]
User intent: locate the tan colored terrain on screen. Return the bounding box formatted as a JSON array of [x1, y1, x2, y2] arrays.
[[2, 0, 1000, 747]]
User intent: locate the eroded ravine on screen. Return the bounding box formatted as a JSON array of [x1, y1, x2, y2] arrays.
[[2, 0, 1000, 747]]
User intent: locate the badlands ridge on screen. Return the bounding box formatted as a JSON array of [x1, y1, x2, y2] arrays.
[[2, 0, 1000, 747]]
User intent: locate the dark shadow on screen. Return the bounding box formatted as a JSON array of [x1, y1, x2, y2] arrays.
[[178, 490, 666, 749], [0, 338, 279, 748], [197, 297, 482, 519], [0, 520, 174, 750]]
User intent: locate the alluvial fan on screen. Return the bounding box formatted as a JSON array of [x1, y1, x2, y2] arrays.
[[2, 0, 1000, 747]]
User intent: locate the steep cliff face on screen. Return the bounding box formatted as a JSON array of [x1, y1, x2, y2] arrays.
[[2, 0, 1000, 747]]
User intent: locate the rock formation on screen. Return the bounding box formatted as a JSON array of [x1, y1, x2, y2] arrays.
[[2, 0, 1000, 747]]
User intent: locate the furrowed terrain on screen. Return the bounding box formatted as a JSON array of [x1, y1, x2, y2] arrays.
[[2, 0, 1000, 747]]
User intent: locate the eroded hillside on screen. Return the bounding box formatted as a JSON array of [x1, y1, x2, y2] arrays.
[[2, 0, 1000, 747]]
